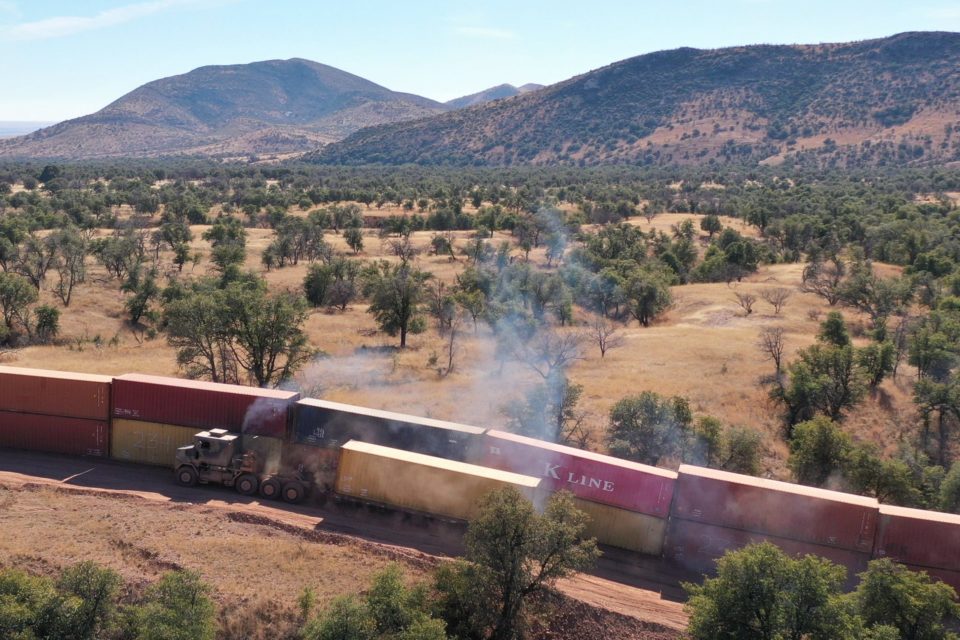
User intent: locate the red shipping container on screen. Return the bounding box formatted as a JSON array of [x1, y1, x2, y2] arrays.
[[477, 430, 676, 517], [0, 365, 112, 421], [673, 464, 878, 551], [874, 505, 960, 573], [664, 518, 870, 581], [0, 410, 108, 457], [111, 374, 299, 438]]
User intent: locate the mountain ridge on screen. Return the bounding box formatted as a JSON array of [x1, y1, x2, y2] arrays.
[[445, 83, 545, 109], [314, 31, 960, 168]]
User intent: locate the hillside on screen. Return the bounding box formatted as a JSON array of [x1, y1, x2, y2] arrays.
[[0, 58, 448, 159], [314, 32, 960, 168], [445, 83, 545, 109]]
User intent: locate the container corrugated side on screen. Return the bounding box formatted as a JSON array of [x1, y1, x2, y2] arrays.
[[335, 440, 541, 522], [112, 373, 298, 438], [0, 410, 107, 457], [478, 430, 676, 517], [293, 398, 485, 461], [281, 442, 340, 491], [874, 504, 960, 572], [572, 498, 667, 555], [664, 517, 870, 583], [0, 365, 111, 420], [110, 419, 198, 467], [673, 464, 879, 551]]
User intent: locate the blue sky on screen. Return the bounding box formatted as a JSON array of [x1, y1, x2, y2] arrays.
[[0, 0, 958, 122]]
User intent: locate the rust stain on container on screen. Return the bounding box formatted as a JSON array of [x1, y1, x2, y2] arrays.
[[0, 410, 108, 457], [0, 365, 111, 420], [335, 440, 542, 522]]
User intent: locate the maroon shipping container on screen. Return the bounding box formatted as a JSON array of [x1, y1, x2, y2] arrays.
[[874, 505, 960, 573], [0, 410, 108, 457], [673, 464, 878, 551], [477, 430, 677, 517], [111, 374, 299, 438], [664, 517, 870, 581], [903, 564, 960, 593], [0, 365, 112, 421]]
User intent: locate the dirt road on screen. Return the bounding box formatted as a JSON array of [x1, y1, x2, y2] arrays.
[[0, 449, 690, 631]]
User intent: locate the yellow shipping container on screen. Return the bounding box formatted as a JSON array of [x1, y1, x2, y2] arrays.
[[572, 497, 667, 555], [110, 419, 199, 467], [336, 440, 542, 521]]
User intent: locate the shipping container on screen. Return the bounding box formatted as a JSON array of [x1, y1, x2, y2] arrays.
[[112, 374, 299, 438], [572, 497, 667, 555], [902, 564, 960, 594], [477, 430, 676, 517], [0, 365, 111, 421], [110, 419, 199, 467], [335, 440, 542, 522], [0, 410, 107, 457], [664, 518, 870, 581], [874, 505, 960, 572], [673, 464, 879, 551], [293, 399, 485, 461]]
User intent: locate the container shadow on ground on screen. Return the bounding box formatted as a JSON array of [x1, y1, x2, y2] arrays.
[[0, 449, 693, 602]]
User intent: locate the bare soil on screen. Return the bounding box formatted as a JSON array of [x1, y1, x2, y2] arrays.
[[0, 449, 687, 638]]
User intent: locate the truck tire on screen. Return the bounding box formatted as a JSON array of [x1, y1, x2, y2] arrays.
[[175, 466, 198, 487], [259, 477, 282, 499], [236, 473, 259, 496], [282, 481, 305, 504]]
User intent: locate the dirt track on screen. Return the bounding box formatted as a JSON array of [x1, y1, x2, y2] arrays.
[[0, 449, 690, 631]]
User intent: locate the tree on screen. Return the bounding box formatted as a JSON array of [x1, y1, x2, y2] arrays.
[[624, 269, 672, 327], [128, 570, 216, 640], [122, 266, 159, 325], [854, 559, 959, 640], [777, 343, 866, 425], [53, 227, 88, 306], [304, 257, 360, 310], [202, 216, 247, 273], [164, 285, 238, 384], [818, 311, 851, 347], [700, 214, 723, 238], [757, 326, 786, 376], [939, 462, 960, 513], [512, 327, 585, 381], [760, 287, 791, 314], [225, 284, 314, 387], [589, 316, 624, 358], [58, 561, 121, 640], [734, 291, 757, 315], [457, 489, 599, 640], [345, 227, 365, 254], [505, 374, 587, 446], [607, 392, 692, 465], [685, 542, 853, 640], [16, 232, 57, 289], [0, 271, 37, 333], [801, 256, 846, 306], [720, 426, 763, 476], [858, 342, 896, 390], [788, 416, 853, 486], [34, 304, 60, 343], [363, 261, 431, 348]]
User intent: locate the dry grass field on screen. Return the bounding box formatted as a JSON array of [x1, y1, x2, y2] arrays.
[[1, 210, 916, 478]]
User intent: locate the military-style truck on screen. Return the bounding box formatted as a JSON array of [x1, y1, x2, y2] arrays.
[[174, 428, 310, 503]]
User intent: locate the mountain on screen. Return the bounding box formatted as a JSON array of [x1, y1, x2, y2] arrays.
[[315, 32, 960, 168], [445, 83, 545, 109], [0, 122, 55, 138], [0, 59, 449, 159]]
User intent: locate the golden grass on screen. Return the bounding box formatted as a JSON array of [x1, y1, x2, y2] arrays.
[[2, 220, 917, 479]]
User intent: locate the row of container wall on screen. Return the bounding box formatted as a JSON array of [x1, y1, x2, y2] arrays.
[[2, 365, 960, 592]]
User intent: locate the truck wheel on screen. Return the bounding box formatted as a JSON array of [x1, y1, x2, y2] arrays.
[[236, 473, 259, 496], [175, 466, 198, 487], [259, 477, 282, 499], [282, 481, 305, 504]]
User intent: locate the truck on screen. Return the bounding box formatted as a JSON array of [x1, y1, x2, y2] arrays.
[[174, 428, 311, 503]]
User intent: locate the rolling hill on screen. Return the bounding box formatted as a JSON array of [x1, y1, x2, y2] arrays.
[[445, 83, 545, 109], [0, 58, 450, 159], [314, 32, 960, 168]]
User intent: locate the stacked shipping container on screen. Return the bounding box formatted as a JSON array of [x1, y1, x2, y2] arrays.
[[873, 505, 960, 592], [0, 366, 111, 457], [475, 429, 676, 554], [110, 373, 299, 467], [666, 464, 879, 580]]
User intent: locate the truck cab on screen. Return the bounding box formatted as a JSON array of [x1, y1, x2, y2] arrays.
[[174, 428, 307, 503]]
